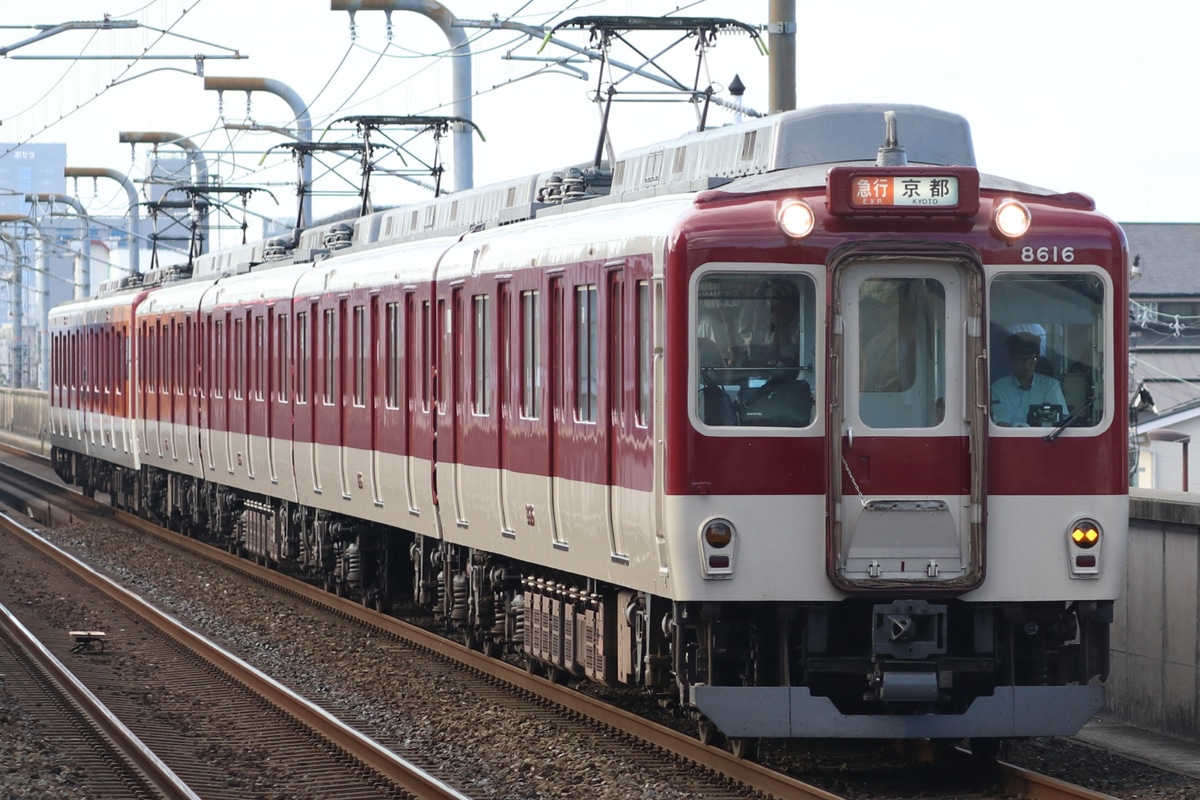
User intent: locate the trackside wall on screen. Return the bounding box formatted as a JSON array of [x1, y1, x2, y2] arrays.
[[1114, 489, 1200, 742]]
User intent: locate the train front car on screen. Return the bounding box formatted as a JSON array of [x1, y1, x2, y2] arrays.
[[665, 106, 1128, 744]]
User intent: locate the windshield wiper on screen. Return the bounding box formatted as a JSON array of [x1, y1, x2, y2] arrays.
[[1043, 398, 1094, 442]]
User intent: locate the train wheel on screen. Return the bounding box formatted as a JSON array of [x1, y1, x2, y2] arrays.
[[969, 737, 1002, 761], [696, 719, 724, 747], [729, 737, 758, 761]]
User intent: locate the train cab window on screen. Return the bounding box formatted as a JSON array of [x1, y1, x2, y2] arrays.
[[694, 272, 816, 428], [859, 278, 946, 429], [989, 273, 1106, 430]]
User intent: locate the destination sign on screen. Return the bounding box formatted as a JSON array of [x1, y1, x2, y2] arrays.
[[849, 175, 960, 208]]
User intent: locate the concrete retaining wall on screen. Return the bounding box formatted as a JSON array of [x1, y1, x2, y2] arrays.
[[1115, 489, 1200, 741]]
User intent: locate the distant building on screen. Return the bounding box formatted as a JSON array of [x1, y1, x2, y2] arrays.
[[1126, 222, 1200, 490]]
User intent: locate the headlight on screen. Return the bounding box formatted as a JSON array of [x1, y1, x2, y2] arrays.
[[777, 199, 815, 239], [993, 198, 1031, 240], [699, 517, 736, 578], [704, 520, 733, 548]]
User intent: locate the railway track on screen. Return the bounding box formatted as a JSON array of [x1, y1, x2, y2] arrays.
[[0, 597, 200, 800], [0, 508, 473, 799], [0, 446, 1159, 800]]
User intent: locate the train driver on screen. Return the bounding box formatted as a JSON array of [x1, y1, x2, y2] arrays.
[[990, 331, 1068, 427], [743, 280, 800, 369]]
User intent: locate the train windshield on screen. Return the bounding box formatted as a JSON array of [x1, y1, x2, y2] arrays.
[[988, 273, 1106, 429], [694, 272, 816, 428]]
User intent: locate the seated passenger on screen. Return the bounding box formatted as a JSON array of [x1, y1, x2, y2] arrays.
[[990, 332, 1067, 427]]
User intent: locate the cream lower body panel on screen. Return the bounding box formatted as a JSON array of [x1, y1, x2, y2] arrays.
[[964, 493, 1127, 602]]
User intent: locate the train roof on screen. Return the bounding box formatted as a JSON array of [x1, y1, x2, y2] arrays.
[[90, 103, 985, 297]]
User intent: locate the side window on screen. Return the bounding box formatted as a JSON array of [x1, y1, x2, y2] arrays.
[[989, 273, 1106, 429], [694, 272, 815, 428]]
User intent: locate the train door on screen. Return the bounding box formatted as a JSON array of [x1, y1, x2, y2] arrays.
[[830, 257, 985, 590], [339, 298, 360, 499], [450, 287, 467, 526], [269, 304, 291, 485], [605, 267, 628, 560], [404, 291, 424, 514], [548, 276, 566, 548], [185, 313, 198, 468], [497, 282, 513, 535], [369, 295, 383, 506]]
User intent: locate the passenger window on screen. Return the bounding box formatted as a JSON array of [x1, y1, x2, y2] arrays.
[[989, 273, 1106, 429], [694, 272, 815, 428]]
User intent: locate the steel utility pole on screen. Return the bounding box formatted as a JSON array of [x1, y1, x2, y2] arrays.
[[65, 167, 141, 276], [204, 76, 314, 229], [331, 0, 474, 191], [768, 0, 796, 113], [119, 132, 211, 255]]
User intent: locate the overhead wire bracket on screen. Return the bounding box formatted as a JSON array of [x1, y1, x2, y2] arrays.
[[540, 16, 766, 169]]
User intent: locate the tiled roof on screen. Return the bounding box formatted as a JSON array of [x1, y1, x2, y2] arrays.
[[1124, 222, 1200, 297]]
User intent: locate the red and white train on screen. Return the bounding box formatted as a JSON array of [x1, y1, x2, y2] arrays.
[[49, 103, 1128, 752]]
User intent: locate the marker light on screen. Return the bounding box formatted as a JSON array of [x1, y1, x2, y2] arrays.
[[1070, 522, 1100, 549], [778, 199, 815, 238], [1067, 518, 1102, 579], [993, 199, 1032, 239]]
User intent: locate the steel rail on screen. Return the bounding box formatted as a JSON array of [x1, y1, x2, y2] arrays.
[[0, 512, 472, 800]]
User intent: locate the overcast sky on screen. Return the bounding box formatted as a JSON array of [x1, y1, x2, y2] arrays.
[[1, 0, 1193, 252]]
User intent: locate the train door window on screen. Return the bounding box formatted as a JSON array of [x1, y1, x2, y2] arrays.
[[859, 277, 945, 429], [988, 272, 1107, 430], [353, 304, 366, 407], [233, 316, 245, 400], [295, 311, 309, 403], [259, 313, 269, 401], [324, 308, 336, 406], [176, 322, 184, 395], [472, 293, 490, 416], [385, 301, 400, 409], [158, 323, 167, 394], [520, 289, 541, 419], [610, 277, 624, 419], [633, 283, 652, 429], [575, 284, 598, 423], [420, 299, 431, 411], [276, 313, 289, 403], [214, 318, 225, 399], [693, 271, 816, 428], [118, 329, 127, 398]]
